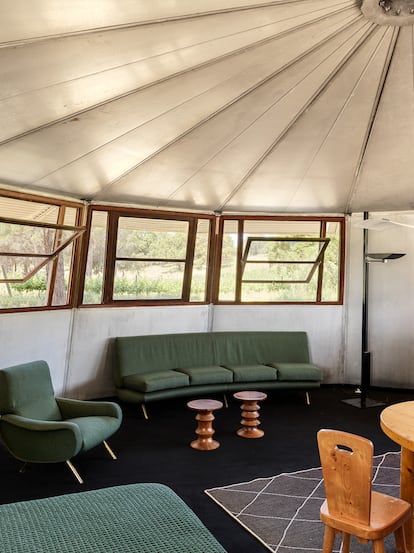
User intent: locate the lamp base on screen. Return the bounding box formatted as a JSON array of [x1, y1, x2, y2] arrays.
[[342, 397, 385, 408]]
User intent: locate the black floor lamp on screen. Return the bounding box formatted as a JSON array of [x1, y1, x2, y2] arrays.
[[343, 212, 406, 408]]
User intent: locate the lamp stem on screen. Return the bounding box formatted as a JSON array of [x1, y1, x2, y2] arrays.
[[361, 211, 370, 405]]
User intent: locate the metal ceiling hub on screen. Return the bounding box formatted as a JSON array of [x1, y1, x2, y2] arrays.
[[361, 0, 414, 25]]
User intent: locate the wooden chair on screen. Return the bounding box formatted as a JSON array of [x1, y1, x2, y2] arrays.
[[317, 429, 411, 553]]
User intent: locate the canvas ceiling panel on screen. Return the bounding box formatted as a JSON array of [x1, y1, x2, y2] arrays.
[[351, 25, 414, 212], [0, 8, 360, 195], [225, 21, 380, 208], [287, 177, 353, 211], [101, 18, 368, 207], [1, 0, 310, 43], [167, 21, 373, 211], [0, 2, 353, 143], [1, 1, 337, 98]]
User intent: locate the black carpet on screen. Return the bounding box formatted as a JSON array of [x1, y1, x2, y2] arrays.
[[0, 385, 412, 553]]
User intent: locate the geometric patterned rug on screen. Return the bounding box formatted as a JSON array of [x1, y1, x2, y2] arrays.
[[205, 451, 402, 552]]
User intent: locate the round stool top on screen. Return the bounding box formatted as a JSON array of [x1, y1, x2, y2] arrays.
[[187, 399, 223, 411], [233, 391, 267, 402]]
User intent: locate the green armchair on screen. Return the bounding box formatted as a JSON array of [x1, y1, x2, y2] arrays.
[[0, 360, 123, 483]]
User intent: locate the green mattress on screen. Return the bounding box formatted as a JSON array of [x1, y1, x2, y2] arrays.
[[0, 483, 227, 552]]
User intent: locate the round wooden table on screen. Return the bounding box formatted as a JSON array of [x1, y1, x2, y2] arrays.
[[233, 391, 267, 438], [187, 399, 223, 450], [380, 401, 414, 552]]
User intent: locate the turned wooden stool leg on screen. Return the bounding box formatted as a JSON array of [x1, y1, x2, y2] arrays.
[[233, 391, 267, 439], [187, 399, 223, 451]]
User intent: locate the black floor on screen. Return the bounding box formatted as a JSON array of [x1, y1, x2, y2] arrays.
[[1, 385, 413, 553]]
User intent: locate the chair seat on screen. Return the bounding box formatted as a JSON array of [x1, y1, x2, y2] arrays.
[[67, 416, 121, 451], [320, 491, 411, 541]]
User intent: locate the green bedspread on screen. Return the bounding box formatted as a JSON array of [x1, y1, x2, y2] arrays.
[[0, 483, 227, 552]]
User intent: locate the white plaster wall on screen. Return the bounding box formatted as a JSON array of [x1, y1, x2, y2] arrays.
[[0, 310, 72, 394], [360, 213, 414, 388]]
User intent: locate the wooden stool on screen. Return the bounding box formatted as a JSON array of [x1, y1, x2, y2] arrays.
[[187, 399, 223, 450], [233, 391, 267, 438]]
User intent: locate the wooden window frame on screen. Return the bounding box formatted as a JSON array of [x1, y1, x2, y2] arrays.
[[214, 215, 345, 305]]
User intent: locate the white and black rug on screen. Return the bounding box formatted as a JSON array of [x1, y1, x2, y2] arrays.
[[205, 451, 402, 552]]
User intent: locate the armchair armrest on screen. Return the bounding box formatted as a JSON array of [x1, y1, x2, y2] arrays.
[[0, 414, 83, 463], [56, 397, 123, 421]]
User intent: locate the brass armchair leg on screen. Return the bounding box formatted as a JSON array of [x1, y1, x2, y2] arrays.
[[103, 440, 117, 460], [305, 391, 310, 405], [141, 403, 149, 420], [66, 460, 84, 484]]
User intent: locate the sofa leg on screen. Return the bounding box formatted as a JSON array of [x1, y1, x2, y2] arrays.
[[223, 394, 228, 408], [103, 440, 117, 460], [19, 462, 28, 474], [141, 403, 149, 420], [305, 391, 310, 405], [66, 460, 84, 484]]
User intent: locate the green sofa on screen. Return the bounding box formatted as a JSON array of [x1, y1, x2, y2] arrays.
[[114, 331, 323, 417]]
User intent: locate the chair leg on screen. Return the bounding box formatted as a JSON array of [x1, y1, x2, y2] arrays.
[[341, 532, 351, 553], [372, 539, 385, 553], [66, 460, 84, 484], [141, 403, 149, 420], [395, 526, 408, 553], [103, 440, 117, 460], [19, 462, 27, 474], [322, 526, 336, 553], [305, 391, 310, 405]]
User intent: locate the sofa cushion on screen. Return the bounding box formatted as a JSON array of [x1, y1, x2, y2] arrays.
[[269, 362, 323, 381], [176, 366, 233, 385], [123, 371, 190, 393], [223, 364, 278, 382]]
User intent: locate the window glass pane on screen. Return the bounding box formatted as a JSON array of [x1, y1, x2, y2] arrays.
[[0, 196, 60, 223], [116, 217, 188, 259], [241, 279, 317, 302], [190, 219, 210, 301], [217, 218, 343, 303], [321, 222, 341, 301], [0, 266, 49, 308], [51, 244, 73, 306], [113, 261, 184, 300], [0, 194, 82, 310], [218, 220, 238, 301], [83, 211, 107, 305], [243, 262, 313, 282]]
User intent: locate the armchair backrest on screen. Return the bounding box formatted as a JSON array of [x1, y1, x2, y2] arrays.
[[0, 360, 62, 420]]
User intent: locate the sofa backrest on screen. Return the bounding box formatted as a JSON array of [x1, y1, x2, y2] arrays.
[[114, 331, 312, 387], [212, 331, 311, 365], [114, 333, 216, 386]]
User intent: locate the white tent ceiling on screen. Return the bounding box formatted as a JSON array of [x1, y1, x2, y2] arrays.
[[0, 0, 413, 214]]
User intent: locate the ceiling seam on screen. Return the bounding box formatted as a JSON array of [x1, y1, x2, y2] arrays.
[[345, 25, 400, 215], [0, 4, 358, 147]]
